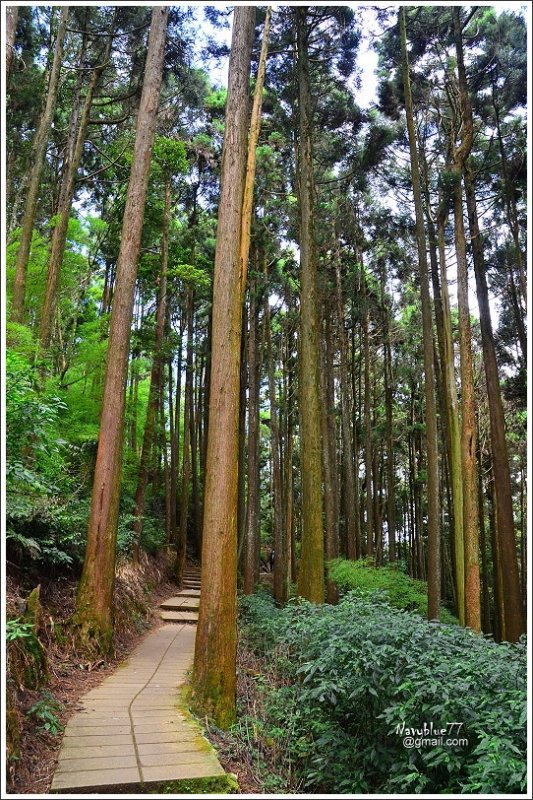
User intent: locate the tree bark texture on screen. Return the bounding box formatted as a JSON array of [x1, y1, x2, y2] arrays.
[[74, 7, 168, 652], [192, 6, 255, 728], [5, 6, 19, 83], [453, 8, 522, 640], [11, 7, 69, 322], [39, 14, 116, 352], [400, 7, 440, 619], [295, 7, 324, 604]]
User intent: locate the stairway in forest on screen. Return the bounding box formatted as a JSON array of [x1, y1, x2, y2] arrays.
[[159, 564, 201, 624], [50, 565, 230, 793]]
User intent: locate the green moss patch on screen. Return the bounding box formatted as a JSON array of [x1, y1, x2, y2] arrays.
[[149, 774, 239, 794]]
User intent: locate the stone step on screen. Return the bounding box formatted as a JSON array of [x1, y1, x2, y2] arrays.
[[160, 597, 200, 611], [175, 589, 201, 598], [182, 581, 201, 588], [160, 611, 199, 624]]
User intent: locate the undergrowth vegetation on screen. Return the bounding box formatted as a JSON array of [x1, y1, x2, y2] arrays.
[[5, 347, 167, 573], [328, 558, 458, 624], [225, 589, 526, 795]]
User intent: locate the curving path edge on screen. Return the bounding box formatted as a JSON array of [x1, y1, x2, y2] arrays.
[[51, 575, 226, 793]]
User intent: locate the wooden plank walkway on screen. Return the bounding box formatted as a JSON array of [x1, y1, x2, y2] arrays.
[[51, 571, 227, 793]]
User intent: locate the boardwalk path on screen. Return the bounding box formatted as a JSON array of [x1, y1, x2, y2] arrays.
[[51, 568, 227, 793]]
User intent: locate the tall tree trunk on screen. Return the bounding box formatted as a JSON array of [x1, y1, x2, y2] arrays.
[[265, 290, 286, 605], [487, 469, 504, 642], [39, 14, 116, 352], [284, 305, 297, 586], [400, 7, 440, 619], [381, 264, 396, 562], [190, 356, 201, 554], [171, 312, 185, 542], [73, 7, 167, 652], [243, 278, 262, 594], [363, 298, 373, 557], [320, 299, 339, 604], [167, 356, 176, 543], [295, 7, 324, 603], [452, 174, 481, 633], [436, 203, 465, 625], [160, 383, 171, 544], [451, 8, 484, 634], [454, 11, 523, 639], [334, 257, 359, 560], [192, 6, 255, 729], [11, 7, 69, 322], [477, 449, 491, 635], [469, 168, 523, 637], [5, 6, 19, 83], [237, 303, 248, 576], [176, 288, 194, 582]]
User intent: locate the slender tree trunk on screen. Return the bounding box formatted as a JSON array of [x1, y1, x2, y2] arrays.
[[167, 356, 176, 543], [172, 312, 185, 542], [400, 7, 440, 619], [265, 289, 286, 605], [478, 453, 491, 635], [320, 300, 339, 604], [363, 299, 373, 557], [295, 7, 324, 603], [5, 6, 19, 83], [74, 8, 167, 651], [39, 14, 116, 352], [243, 278, 262, 594], [192, 7, 255, 729], [11, 7, 69, 322], [284, 307, 297, 585], [380, 265, 396, 563], [334, 258, 358, 560], [237, 303, 248, 576], [190, 358, 201, 553], [176, 288, 194, 582], [487, 470, 504, 642], [374, 442, 383, 566], [132, 179, 170, 561], [436, 204, 465, 625], [160, 384, 171, 544], [239, 6, 271, 294], [453, 176, 481, 633], [459, 145, 523, 639]]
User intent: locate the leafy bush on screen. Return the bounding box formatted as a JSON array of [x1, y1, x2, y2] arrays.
[[6, 616, 47, 691], [328, 557, 458, 624], [237, 591, 526, 794], [27, 691, 64, 735]]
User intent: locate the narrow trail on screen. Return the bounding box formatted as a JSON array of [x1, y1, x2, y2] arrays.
[[51, 566, 226, 793]]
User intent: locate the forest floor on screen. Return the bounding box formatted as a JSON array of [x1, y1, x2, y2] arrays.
[[6, 552, 177, 794]]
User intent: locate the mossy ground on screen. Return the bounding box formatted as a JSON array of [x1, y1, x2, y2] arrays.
[[151, 774, 239, 794]]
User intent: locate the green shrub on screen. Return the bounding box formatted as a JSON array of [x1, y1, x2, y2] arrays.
[[27, 691, 64, 735], [328, 557, 458, 624], [237, 591, 526, 794]]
